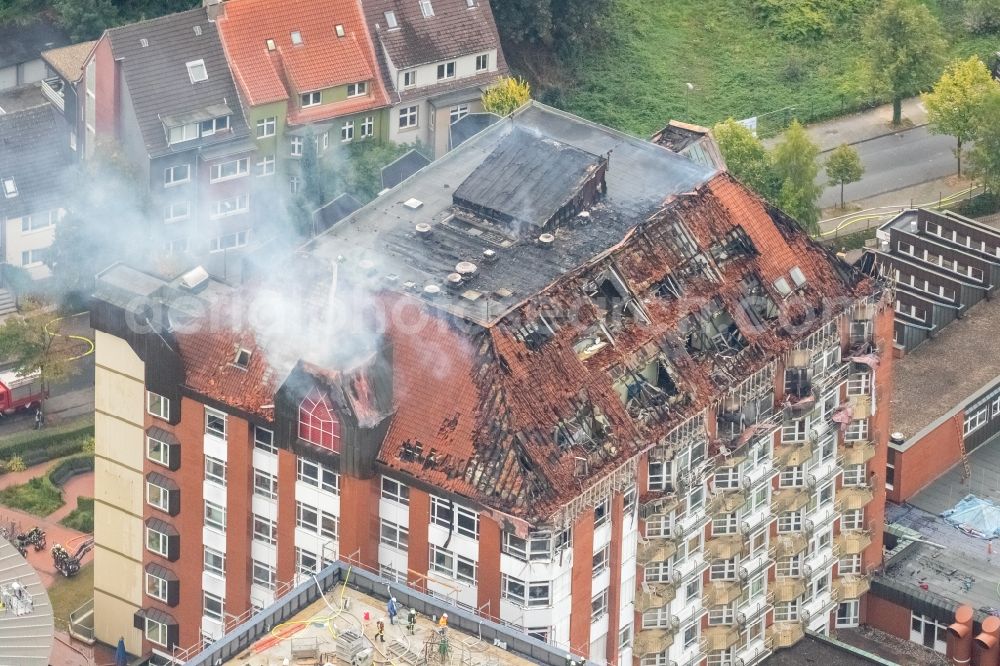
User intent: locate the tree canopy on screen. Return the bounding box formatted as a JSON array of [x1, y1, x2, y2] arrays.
[[967, 90, 1000, 195], [713, 119, 779, 201], [0, 310, 74, 390], [771, 120, 823, 235], [482, 77, 532, 116], [861, 0, 947, 125], [923, 56, 999, 176], [492, 0, 611, 51], [825, 144, 865, 209]]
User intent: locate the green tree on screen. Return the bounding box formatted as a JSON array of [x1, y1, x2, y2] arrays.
[[53, 0, 119, 41], [482, 77, 532, 116], [771, 120, 822, 234], [492, 0, 610, 50], [967, 90, 1000, 194], [825, 143, 865, 208], [712, 119, 779, 201], [862, 0, 947, 126], [0, 0, 45, 23], [0, 310, 75, 395], [965, 0, 1000, 34], [923, 57, 999, 176]]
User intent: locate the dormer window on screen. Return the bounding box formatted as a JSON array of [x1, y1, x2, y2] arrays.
[[2, 178, 16, 198], [234, 348, 251, 369], [384, 11, 398, 28], [419, 0, 434, 17], [266, 38, 276, 51], [186, 59, 208, 83], [290, 30, 302, 45], [200, 115, 229, 136], [347, 82, 367, 98], [301, 91, 321, 107], [335, 24, 345, 37], [167, 123, 199, 145], [299, 388, 341, 452]]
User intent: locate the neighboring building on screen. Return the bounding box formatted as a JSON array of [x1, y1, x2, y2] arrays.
[[80, 7, 256, 264], [361, 0, 508, 157], [861, 208, 1000, 354], [40, 40, 97, 154], [0, 539, 54, 665], [0, 103, 73, 282], [90, 102, 894, 665], [216, 0, 392, 194], [0, 19, 68, 91]]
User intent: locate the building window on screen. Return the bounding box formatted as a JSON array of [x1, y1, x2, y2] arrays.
[[209, 158, 249, 182], [146, 435, 172, 467], [347, 82, 368, 97], [403, 70, 416, 87], [146, 481, 170, 512], [711, 512, 738, 536], [252, 470, 278, 499], [145, 617, 169, 647], [210, 230, 249, 252], [710, 559, 737, 581], [20, 210, 57, 233], [296, 547, 319, 575], [168, 123, 199, 144], [779, 465, 804, 488], [593, 544, 610, 576], [210, 195, 250, 219], [781, 418, 807, 443], [146, 527, 170, 557], [200, 115, 229, 136], [381, 477, 410, 505], [842, 508, 864, 531], [645, 514, 673, 539], [256, 116, 276, 138], [289, 176, 301, 194], [502, 574, 551, 607], [843, 464, 866, 487], [648, 460, 670, 491], [296, 502, 318, 531], [298, 387, 341, 451], [291, 136, 304, 156], [204, 500, 226, 532], [145, 572, 168, 602], [475, 53, 489, 71], [252, 560, 276, 590], [839, 554, 861, 575], [204, 407, 227, 439], [297, 459, 339, 494], [301, 91, 321, 107], [164, 164, 190, 186], [777, 510, 802, 533], [186, 59, 208, 82], [360, 116, 374, 137], [624, 485, 637, 515], [683, 622, 699, 648], [253, 514, 277, 545], [836, 600, 859, 628], [437, 61, 455, 80], [449, 105, 469, 124], [256, 154, 275, 176], [591, 589, 608, 621], [147, 391, 170, 420], [776, 555, 801, 578], [911, 612, 948, 653], [204, 456, 226, 486], [845, 419, 869, 442], [419, 0, 434, 17], [204, 592, 224, 621], [341, 120, 354, 142], [399, 105, 418, 129], [254, 426, 276, 454], [965, 408, 988, 436], [163, 201, 190, 223], [594, 497, 610, 527], [775, 600, 799, 622], [429, 544, 476, 584], [380, 519, 408, 550], [204, 547, 225, 576]]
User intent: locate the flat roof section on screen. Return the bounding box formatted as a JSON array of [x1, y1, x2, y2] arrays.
[[891, 293, 1000, 442], [764, 632, 895, 665], [0, 540, 54, 665]]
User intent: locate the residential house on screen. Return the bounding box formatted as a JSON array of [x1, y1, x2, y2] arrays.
[[80, 7, 256, 266], [89, 101, 893, 666], [0, 103, 73, 285], [216, 0, 391, 196], [0, 19, 68, 91], [40, 41, 97, 155], [362, 0, 508, 157]]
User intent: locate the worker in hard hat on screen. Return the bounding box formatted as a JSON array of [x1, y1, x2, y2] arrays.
[[407, 607, 417, 635]]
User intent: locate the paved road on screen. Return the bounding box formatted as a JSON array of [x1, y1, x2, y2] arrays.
[[817, 125, 958, 209]]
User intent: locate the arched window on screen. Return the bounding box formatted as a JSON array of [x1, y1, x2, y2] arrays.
[[299, 388, 340, 452]]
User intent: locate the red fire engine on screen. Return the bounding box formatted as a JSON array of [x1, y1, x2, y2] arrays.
[[0, 370, 46, 414]]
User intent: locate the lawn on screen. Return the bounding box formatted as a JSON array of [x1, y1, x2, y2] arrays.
[[59, 496, 94, 533], [0, 476, 63, 516], [49, 562, 94, 633], [537, 0, 998, 138]]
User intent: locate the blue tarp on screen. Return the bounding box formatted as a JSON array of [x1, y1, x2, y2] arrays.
[[942, 494, 1000, 539]]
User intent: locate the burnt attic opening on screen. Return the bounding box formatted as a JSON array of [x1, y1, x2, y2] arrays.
[[653, 273, 683, 300], [710, 226, 757, 265], [739, 274, 779, 325], [515, 315, 557, 351], [613, 355, 682, 419], [555, 402, 612, 450], [681, 299, 747, 359], [451, 128, 608, 236], [584, 269, 648, 325], [784, 350, 814, 400]]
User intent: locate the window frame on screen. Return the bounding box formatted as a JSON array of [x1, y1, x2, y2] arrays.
[[204, 500, 226, 532]]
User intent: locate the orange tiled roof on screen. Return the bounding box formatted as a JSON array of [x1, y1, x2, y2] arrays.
[[217, 0, 390, 112]]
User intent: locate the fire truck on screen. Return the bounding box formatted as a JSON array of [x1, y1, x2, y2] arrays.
[[0, 370, 46, 415]]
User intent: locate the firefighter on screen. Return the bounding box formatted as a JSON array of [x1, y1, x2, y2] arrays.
[[34, 406, 43, 430], [375, 619, 386, 643], [406, 607, 417, 635]]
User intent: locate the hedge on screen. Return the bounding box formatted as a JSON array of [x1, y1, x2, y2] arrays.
[[48, 455, 95, 486], [0, 420, 93, 471]]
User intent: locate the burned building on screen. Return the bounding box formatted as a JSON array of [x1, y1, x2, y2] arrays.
[[90, 102, 894, 666]]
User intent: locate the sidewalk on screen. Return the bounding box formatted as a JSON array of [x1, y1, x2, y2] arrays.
[[763, 97, 928, 152]]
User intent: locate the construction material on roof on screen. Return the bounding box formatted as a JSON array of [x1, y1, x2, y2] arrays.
[[0, 539, 54, 664], [942, 494, 1000, 539]]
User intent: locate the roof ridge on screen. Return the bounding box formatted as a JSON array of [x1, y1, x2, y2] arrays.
[[107, 6, 207, 37]]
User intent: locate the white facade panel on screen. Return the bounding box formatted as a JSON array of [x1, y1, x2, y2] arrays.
[[204, 433, 227, 461]]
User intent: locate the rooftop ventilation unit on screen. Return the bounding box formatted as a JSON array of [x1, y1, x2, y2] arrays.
[[415, 222, 432, 239], [482, 248, 499, 264], [455, 261, 477, 279], [789, 266, 807, 287], [404, 198, 424, 210], [180, 265, 210, 291], [423, 284, 441, 298], [538, 233, 555, 249], [446, 273, 463, 289]]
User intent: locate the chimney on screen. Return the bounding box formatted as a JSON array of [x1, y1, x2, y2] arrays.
[[974, 615, 1000, 666], [948, 605, 974, 666], [204, 0, 222, 21]]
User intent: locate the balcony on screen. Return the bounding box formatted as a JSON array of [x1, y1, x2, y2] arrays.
[[769, 621, 805, 648], [848, 394, 873, 418], [636, 582, 678, 612], [814, 362, 850, 392], [775, 441, 814, 468], [772, 577, 806, 603], [637, 538, 678, 565], [772, 487, 809, 513], [770, 533, 808, 559], [836, 486, 874, 511], [40, 76, 65, 112], [835, 529, 872, 556], [834, 574, 871, 600], [702, 625, 741, 651], [640, 494, 680, 520], [841, 441, 876, 466], [633, 628, 674, 656], [708, 488, 748, 515], [706, 534, 745, 560], [704, 580, 742, 607]]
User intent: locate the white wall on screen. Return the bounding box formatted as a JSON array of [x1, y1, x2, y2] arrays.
[[5, 209, 62, 279]]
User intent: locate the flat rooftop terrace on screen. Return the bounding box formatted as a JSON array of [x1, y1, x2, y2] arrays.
[[891, 293, 1000, 443], [222, 583, 536, 666]]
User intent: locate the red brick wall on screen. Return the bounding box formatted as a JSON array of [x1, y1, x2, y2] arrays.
[[864, 305, 895, 570], [226, 417, 252, 617], [606, 492, 625, 666], [407, 489, 430, 590], [570, 508, 595, 657], [477, 514, 502, 622], [340, 476, 379, 566], [891, 416, 963, 504], [91, 36, 117, 138], [275, 449, 297, 584], [865, 594, 911, 640]]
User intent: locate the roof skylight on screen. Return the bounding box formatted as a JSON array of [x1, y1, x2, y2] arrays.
[[291, 30, 302, 45], [266, 38, 276, 51], [335, 24, 345, 37], [186, 59, 208, 83], [419, 0, 434, 18], [2, 178, 16, 199], [384, 11, 398, 28]]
